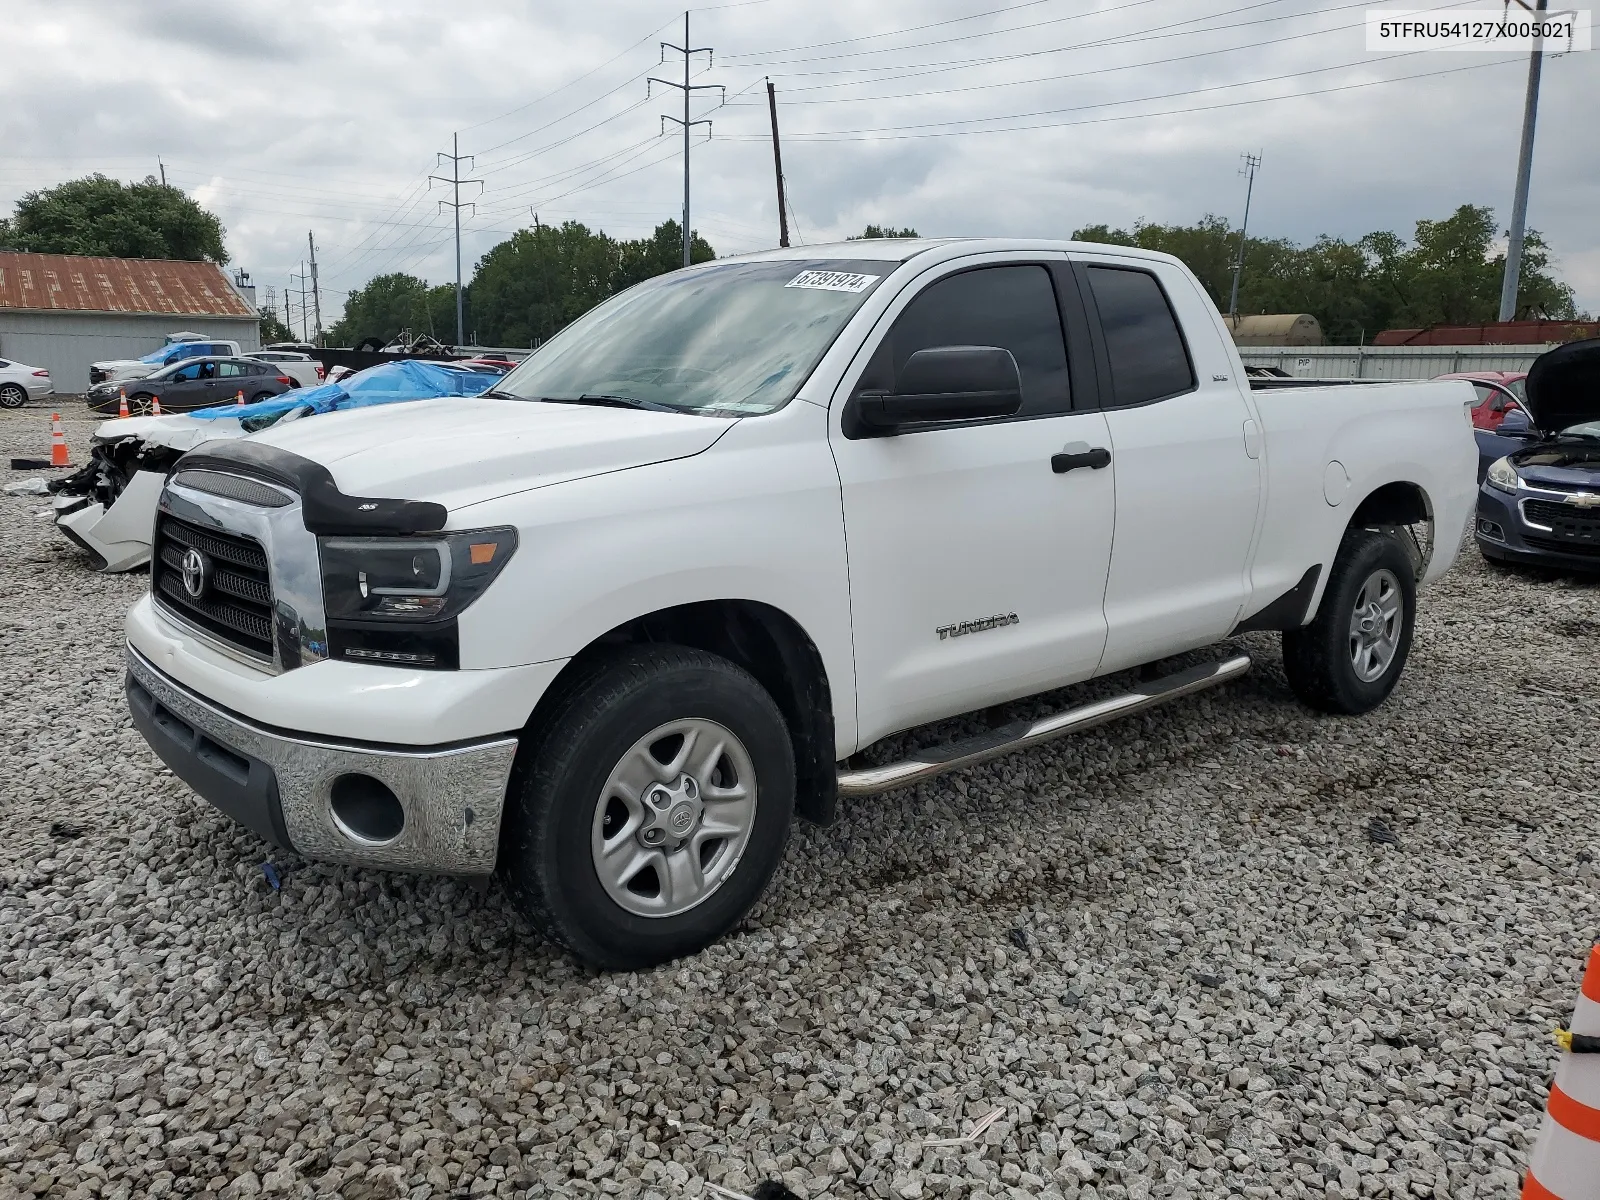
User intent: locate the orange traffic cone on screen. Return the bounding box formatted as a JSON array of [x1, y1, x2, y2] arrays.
[[117, 389, 129, 418], [150, 393, 162, 416], [49, 412, 70, 467], [1524, 945, 1600, 1198], [236, 390, 245, 406]]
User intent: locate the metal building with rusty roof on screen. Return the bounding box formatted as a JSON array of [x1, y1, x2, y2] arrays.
[[0, 251, 261, 392]]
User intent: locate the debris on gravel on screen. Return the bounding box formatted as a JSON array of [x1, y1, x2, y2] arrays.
[[2, 406, 1597, 1199]]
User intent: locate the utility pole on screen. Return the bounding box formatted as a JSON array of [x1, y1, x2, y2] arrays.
[[1228, 151, 1262, 321], [651, 13, 722, 268], [283, 287, 292, 337], [432, 133, 482, 346], [158, 157, 166, 187], [1498, 0, 1550, 322], [307, 231, 324, 346], [291, 264, 311, 343], [766, 79, 790, 249]]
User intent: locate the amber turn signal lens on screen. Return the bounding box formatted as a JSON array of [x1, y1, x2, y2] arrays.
[[469, 543, 497, 565]]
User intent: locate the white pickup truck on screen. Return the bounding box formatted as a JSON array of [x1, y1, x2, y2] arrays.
[[123, 239, 1477, 968]]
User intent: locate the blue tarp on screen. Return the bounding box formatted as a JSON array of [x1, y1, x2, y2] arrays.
[[190, 359, 502, 422]]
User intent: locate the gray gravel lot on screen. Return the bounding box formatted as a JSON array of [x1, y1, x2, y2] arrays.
[[2, 405, 1599, 1200]]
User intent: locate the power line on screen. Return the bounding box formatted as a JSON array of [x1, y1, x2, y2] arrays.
[[718, 52, 1518, 142]]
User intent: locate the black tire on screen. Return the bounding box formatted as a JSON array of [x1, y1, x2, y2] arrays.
[[0, 383, 26, 409], [501, 645, 795, 970], [1282, 528, 1417, 715], [251, 392, 274, 404]]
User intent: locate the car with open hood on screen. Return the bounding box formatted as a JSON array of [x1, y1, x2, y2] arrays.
[[1475, 338, 1600, 571]]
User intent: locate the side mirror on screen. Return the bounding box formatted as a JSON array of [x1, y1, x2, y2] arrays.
[[856, 346, 1023, 430], [1497, 409, 1534, 436]]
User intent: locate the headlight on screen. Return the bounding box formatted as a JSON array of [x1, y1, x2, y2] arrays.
[[1486, 456, 1520, 495], [318, 528, 517, 668]]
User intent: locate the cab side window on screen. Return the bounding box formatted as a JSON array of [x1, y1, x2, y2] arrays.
[[1084, 266, 1195, 407], [857, 265, 1070, 419]]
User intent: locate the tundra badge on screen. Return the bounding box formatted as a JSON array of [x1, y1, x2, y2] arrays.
[[937, 612, 1019, 640]]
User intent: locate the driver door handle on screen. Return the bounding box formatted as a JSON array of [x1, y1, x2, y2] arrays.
[[1051, 447, 1111, 474]]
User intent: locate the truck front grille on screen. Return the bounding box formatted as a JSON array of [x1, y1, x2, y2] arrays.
[[152, 513, 276, 661]]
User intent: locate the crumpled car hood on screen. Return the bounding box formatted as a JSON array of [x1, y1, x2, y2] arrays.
[[243, 395, 735, 510], [93, 413, 245, 451]]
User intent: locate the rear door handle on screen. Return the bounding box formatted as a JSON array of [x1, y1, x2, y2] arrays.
[[1051, 447, 1111, 474]]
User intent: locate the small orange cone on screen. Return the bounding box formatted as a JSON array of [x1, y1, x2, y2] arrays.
[[1524, 946, 1600, 1198], [117, 388, 129, 419], [236, 390, 245, 406], [49, 412, 70, 467], [150, 394, 162, 416]]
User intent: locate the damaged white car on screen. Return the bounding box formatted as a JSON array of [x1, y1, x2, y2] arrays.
[[51, 359, 503, 571], [51, 413, 259, 571]]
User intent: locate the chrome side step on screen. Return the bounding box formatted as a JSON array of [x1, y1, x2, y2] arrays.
[[835, 654, 1252, 798]]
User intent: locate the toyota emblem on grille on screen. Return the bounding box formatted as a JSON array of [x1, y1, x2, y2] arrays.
[[180, 547, 211, 599]]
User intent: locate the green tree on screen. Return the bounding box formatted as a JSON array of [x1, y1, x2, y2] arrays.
[[467, 219, 714, 348], [0, 174, 227, 262], [258, 309, 298, 345], [326, 273, 457, 347], [1072, 204, 1578, 342], [850, 225, 920, 239]]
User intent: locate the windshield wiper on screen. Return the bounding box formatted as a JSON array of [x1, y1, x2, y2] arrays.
[[480, 388, 524, 400], [539, 393, 681, 413]]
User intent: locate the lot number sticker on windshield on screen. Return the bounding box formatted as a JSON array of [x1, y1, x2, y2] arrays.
[[785, 270, 878, 293]]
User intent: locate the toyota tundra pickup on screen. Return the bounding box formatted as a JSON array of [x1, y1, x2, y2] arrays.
[[122, 239, 1478, 969]]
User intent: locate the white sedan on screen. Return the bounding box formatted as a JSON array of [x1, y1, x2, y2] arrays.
[[0, 357, 53, 408]]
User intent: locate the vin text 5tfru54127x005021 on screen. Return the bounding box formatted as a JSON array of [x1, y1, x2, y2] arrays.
[[121, 239, 1479, 968]]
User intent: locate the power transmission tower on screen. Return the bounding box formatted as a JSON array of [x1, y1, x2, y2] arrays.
[[432, 133, 482, 347], [767, 79, 789, 249], [1227, 151, 1262, 321], [651, 13, 723, 268], [290, 264, 311, 342], [307, 231, 324, 346], [1498, 0, 1550, 321]]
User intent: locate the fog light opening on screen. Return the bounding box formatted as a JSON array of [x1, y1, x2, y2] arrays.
[[328, 774, 406, 845], [1478, 518, 1505, 541]]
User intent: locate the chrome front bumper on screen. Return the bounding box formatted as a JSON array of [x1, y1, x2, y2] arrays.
[[126, 644, 518, 874]]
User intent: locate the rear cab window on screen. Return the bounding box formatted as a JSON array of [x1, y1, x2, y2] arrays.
[[1082, 265, 1195, 406]]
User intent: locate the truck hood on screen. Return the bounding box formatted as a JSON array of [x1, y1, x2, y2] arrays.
[[242, 395, 736, 509]]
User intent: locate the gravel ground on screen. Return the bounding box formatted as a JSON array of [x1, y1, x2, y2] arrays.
[[2, 404, 1599, 1200]]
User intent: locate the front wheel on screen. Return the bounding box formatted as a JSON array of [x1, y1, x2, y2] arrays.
[[128, 392, 157, 416], [501, 645, 795, 970], [1282, 528, 1417, 715]]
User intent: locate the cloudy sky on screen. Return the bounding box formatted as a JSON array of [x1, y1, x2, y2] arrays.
[[3, 0, 1596, 334]]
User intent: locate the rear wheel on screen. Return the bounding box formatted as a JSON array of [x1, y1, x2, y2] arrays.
[[1282, 528, 1417, 714], [0, 383, 26, 409], [501, 645, 795, 970], [251, 391, 274, 404]]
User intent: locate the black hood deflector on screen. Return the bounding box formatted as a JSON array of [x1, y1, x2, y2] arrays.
[[176, 440, 448, 536], [1525, 337, 1600, 433]]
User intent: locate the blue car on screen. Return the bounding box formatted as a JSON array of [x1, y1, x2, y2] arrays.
[[1475, 337, 1600, 571]]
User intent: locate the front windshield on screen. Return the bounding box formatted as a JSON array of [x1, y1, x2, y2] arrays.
[[139, 347, 178, 365], [1559, 420, 1600, 440], [492, 259, 890, 416], [1507, 378, 1528, 402]]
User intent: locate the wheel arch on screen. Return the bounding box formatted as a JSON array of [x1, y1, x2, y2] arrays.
[[522, 598, 840, 825], [1348, 478, 1435, 577]]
